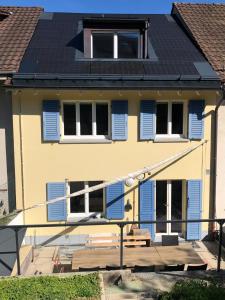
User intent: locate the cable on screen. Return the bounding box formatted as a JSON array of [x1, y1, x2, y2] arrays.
[[24, 141, 207, 212]]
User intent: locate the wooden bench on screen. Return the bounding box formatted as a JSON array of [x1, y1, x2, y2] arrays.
[[85, 233, 151, 248]]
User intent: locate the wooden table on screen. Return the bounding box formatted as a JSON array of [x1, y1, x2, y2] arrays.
[[72, 244, 203, 270]]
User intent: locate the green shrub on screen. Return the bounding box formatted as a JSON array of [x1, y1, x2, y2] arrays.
[[0, 273, 101, 300], [160, 279, 225, 300]]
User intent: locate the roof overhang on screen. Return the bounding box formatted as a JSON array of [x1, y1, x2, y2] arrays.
[[12, 73, 220, 90], [83, 17, 150, 30]]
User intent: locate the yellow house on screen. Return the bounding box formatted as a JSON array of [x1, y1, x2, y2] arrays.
[[11, 12, 220, 245]]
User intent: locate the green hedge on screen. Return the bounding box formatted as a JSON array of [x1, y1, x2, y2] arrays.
[[160, 279, 225, 300], [0, 273, 101, 300]]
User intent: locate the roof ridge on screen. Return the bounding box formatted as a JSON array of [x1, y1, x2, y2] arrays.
[[0, 6, 43, 9], [174, 2, 225, 6]]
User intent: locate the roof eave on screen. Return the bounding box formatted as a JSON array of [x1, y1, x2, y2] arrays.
[[12, 78, 221, 90]]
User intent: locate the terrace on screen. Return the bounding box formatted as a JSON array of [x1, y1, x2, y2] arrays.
[[1, 218, 225, 276]]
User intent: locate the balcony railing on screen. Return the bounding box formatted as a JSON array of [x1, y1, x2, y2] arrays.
[[0, 218, 224, 275]]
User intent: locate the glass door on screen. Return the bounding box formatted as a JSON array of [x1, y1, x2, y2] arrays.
[[156, 181, 168, 233], [170, 180, 183, 233], [156, 180, 183, 235]]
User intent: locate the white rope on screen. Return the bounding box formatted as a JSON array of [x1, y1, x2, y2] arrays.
[[24, 141, 207, 212]]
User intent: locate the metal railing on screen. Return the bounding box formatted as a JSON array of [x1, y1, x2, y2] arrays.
[[0, 218, 224, 275]]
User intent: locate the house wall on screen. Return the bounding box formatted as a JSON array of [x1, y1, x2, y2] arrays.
[[12, 89, 218, 244], [0, 88, 16, 216], [216, 102, 225, 219]]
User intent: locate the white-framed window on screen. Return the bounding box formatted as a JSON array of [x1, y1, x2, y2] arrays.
[[62, 101, 110, 139], [156, 101, 185, 137], [91, 31, 141, 59], [68, 181, 104, 218], [155, 180, 183, 235]]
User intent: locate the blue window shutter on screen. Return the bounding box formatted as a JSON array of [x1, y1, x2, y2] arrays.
[[43, 100, 60, 141], [187, 180, 202, 240], [139, 179, 155, 240], [188, 100, 205, 140], [106, 181, 124, 219], [111, 100, 128, 140], [140, 100, 156, 140], [47, 182, 66, 221]]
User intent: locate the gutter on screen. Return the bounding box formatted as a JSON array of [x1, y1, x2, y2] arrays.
[[0, 71, 16, 82], [13, 73, 218, 81]]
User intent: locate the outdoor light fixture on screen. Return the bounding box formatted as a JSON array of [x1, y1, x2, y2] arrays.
[[125, 199, 132, 212], [125, 177, 134, 187]]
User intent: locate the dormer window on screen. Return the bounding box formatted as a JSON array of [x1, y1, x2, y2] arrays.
[[118, 32, 140, 58], [91, 31, 140, 59], [83, 18, 149, 59]]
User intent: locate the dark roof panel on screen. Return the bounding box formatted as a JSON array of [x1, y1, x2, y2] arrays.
[[16, 12, 219, 86]]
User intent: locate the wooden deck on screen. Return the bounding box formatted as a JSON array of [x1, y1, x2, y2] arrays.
[[72, 243, 203, 270]]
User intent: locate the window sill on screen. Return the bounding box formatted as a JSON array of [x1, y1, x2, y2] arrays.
[[76, 58, 148, 62], [154, 137, 189, 143], [66, 216, 108, 223], [60, 138, 112, 144]]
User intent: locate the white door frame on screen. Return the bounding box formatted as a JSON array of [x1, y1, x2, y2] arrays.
[[155, 180, 182, 237]]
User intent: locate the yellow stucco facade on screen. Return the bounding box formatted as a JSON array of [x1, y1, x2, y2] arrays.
[[12, 89, 219, 242]]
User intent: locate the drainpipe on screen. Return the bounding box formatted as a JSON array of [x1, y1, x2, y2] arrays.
[[18, 90, 26, 224], [212, 84, 225, 232]]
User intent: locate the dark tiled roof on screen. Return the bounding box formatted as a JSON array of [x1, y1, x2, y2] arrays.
[[0, 6, 43, 73], [173, 3, 225, 82], [15, 12, 219, 88]]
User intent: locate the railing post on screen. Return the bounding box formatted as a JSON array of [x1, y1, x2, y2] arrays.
[[119, 224, 124, 270], [217, 221, 224, 272], [14, 228, 21, 276]]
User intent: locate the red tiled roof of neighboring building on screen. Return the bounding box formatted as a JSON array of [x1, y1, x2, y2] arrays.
[[0, 6, 43, 73], [173, 3, 225, 82]]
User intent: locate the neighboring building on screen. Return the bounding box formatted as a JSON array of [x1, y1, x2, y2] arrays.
[[0, 6, 42, 217], [11, 12, 220, 245], [172, 3, 225, 220]]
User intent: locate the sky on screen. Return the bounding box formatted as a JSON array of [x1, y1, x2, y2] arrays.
[[1, 0, 225, 14]]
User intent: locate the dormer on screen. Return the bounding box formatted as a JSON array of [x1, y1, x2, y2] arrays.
[[0, 10, 10, 22], [83, 17, 149, 59]]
